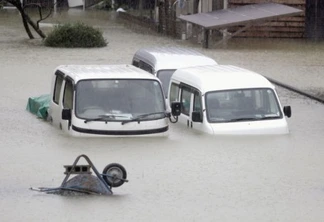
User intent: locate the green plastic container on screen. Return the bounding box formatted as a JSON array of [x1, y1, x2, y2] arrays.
[[26, 94, 51, 120]]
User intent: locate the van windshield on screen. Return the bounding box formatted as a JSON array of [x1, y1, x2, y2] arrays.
[[205, 88, 283, 123], [157, 69, 176, 97], [75, 79, 165, 121]]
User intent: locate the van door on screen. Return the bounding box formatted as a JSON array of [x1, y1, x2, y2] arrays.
[[178, 86, 193, 128], [169, 82, 196, 128], [190, 90, 204, 132], [60, 78, 74, 133], [49, 72, 64, 128]]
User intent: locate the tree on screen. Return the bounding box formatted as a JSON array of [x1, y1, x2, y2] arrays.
[[4, 0, 52, 39]]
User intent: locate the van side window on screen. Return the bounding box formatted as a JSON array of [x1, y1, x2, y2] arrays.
[[169, 83, 180, 105], [63, 79, 73, 109], [193, 91, 202, 112], [181, 88, 191, 116], [132, 60, 139, 67], [53, 74, 64, 104], [139, 61, 153, 74]]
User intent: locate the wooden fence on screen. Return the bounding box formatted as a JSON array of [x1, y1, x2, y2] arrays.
[[23, 0, 101, 9], [228, 0, 306, 38], [118, 11, 158, 32], [24, 0, 67, 8]]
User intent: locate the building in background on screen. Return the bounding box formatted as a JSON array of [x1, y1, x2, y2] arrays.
[[154, 0, 324, 40]]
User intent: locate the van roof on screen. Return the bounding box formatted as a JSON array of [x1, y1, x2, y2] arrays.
[[133, 47, 217, 72], [56, 64, 159, 82], [172, 65, 275, 93]]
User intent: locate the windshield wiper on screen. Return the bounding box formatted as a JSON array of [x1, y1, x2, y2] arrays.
[[84, 114, 123, 123], [226, 115, 280, 123], [260, 116, 280, 120], [226, 117, 261, 122], [121, 112, 167, 125]]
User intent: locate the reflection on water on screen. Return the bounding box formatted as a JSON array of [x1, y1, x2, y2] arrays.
[[1, 9, 324, 222]]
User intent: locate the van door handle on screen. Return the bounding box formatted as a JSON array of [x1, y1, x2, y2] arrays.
[[190, 121, 193, 128], [187, 120, 189, 127]]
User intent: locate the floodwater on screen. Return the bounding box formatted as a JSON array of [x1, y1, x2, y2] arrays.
[[1, 8, 324, 222]]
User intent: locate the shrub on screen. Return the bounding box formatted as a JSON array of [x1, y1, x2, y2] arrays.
[[44, 22, 108, 48]]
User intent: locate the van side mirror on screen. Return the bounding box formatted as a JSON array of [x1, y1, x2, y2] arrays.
[[171, 102, 181, 116], [192, 111, 202, 122], [62, 108, 71, 120], [283, 106, 291, 118]]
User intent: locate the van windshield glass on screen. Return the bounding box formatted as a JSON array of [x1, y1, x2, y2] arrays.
[[205, 88, 282, 123], [75, 79, 165, 121], [157, 70, 176, 96]]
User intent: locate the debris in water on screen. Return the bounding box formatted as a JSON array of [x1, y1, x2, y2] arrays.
[[30, 154, 128, 195]]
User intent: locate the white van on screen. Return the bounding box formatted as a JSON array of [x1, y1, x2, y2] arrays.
[[48, 65, 180, 137], [132, 47, 218, 96], [168, 65, 292, 135]]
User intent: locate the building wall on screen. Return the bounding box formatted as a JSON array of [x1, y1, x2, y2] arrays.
[[228, 0, 306, 38], [119, 0, 324, 40]]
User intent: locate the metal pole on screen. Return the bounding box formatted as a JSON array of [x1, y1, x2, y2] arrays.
[[203, 28, 209, 48]]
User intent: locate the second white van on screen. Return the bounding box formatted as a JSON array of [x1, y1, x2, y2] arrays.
[[132, 47, 218, 96], [168, 65, 292, 135]]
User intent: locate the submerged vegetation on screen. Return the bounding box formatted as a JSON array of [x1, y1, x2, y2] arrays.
[[44, 22, 107, 48], [96, 0, 130, 10]]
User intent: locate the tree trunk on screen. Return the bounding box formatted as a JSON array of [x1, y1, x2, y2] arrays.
[[19, 8, 35, 39], [6, 0, 47, 39], [8, 0, 35, 39], [26, 16, 47, 38]]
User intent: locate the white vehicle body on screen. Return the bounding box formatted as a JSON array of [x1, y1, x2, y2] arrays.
[[48, 65, 171, 137], [168, 65, 292, 135], [132, 47, 218, 96]]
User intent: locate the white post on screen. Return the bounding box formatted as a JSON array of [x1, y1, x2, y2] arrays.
[[186, 21, 192, 39], [223, 0, 228, 39], [54, 0, 57, 14], [83, 0, 85, 11], [155, 6, 159, 23], [223, 0, 228, 9], [200, 0, 212, 13]]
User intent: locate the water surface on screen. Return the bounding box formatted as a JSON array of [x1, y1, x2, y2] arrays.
[[1, 9, 324, 222]]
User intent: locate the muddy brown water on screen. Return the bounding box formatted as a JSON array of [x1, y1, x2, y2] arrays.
[[1, 8, 324, 222]]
